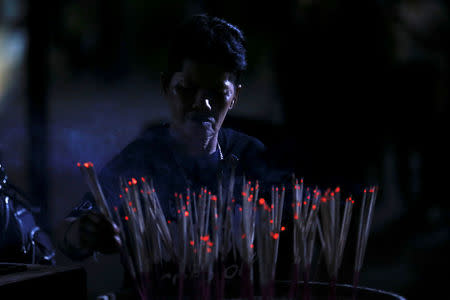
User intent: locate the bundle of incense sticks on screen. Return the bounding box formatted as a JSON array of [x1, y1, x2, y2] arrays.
[[78, 162, 380, 299], [289, 178, 321, 300], [353, 186, 378, 300], [78, 162, 173, 300], [117, 176, 173, 299], [234, 179, 259, 300], [317, 187, 354, 300], [255, 185, 285, 300], [214, 158, 237, 300], [77, 162, 112, 221]]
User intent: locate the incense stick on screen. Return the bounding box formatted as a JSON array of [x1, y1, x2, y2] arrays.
[[353, 186, 378, 300]]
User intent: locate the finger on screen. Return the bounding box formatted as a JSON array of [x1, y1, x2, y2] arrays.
[[114, 235, 122, 247], [112, 222, 120, 234]]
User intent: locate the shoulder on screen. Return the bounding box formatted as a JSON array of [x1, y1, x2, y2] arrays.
[[99, 124, 170, 179], [219, 127, 266, 158]]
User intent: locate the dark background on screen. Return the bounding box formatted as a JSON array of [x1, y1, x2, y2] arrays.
[[0, 0, 449, 299]]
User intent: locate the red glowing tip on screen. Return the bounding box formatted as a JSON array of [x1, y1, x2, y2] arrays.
[[190, 240, 194, 246], [232, 199, 235, 203], [131, 178, 137, 185], [141, 177, 146, 182], [259, 198, 265, 205], [211, 195, 217, 201], [270, 219, 273, 224], [335, 187, 340, 193], [167, 220, 171, 224], [331, 192, 335, 197], [124, 216, 129, 221], [177, 210, 181, 214], [184, 211, 189, 217], [200, 235, 210, 242], [207, 248, 212, 253], [133, 208, 137, 212], [77, 162, 81, 167], [250, 244, 254, 249], [281, 226, 286, 231], [125, 187, 129, 193], [312, 204, 317, 210], [128, 202, 132, 207], [207, 242, 213, 247], [294, 214, 299, 220], [303, 201, 307, 205], [241, 234, 246, 239], [251, 187, 254, 191], [239, 207, 243, 212], [128, 181, 132, 186], [186, 201, 190, 205], [242, 192, 247, 197], [119, 194, 123, 198], [352, 200, 355, 204], [84, 162, 90, 168], [272, 233, 279, 240], [321, 197, 327, 203]]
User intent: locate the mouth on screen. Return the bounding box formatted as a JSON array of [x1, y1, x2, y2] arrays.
[[187, 114, 215, 125]]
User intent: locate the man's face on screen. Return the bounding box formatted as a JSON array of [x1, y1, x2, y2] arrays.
[[164, 60, 240, 146]]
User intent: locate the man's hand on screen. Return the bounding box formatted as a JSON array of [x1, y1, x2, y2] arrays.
[[78, 212, 121, 254]]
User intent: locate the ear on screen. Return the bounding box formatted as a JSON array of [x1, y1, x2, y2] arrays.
[[229, 84, 242, 110], [160, 72, 170, 95]]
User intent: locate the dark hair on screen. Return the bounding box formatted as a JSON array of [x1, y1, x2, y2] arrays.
[[167, 15, 247, 82]]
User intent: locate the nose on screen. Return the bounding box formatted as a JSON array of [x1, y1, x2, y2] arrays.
[[192, 90, 212, 111]]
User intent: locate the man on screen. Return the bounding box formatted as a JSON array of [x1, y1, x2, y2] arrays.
[[57, 15, 290, 295]]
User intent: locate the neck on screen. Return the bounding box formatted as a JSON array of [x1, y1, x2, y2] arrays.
[[169, 125, 218, 157]]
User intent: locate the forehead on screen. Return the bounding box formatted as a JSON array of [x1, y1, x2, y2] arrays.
[[171, 60, 236, 87]]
